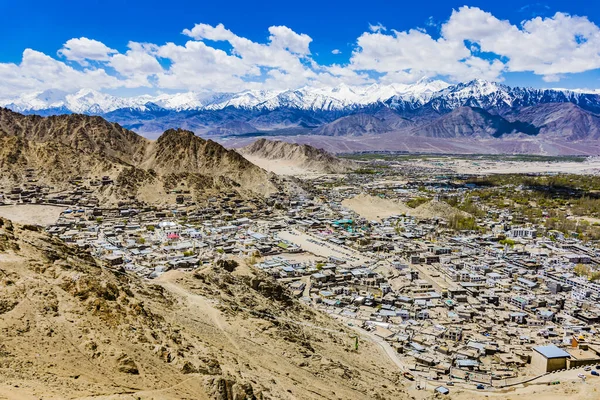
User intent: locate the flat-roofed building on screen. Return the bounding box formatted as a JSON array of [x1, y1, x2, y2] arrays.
[[531, 345, 571, 373]]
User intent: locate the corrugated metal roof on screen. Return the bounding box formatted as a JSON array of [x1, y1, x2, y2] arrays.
[[533, 345, 571, 359]]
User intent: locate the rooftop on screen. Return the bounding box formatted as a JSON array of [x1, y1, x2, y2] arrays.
[[533, 345, 571, 359]]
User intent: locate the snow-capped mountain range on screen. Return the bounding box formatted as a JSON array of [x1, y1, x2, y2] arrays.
[[0, 79, 452, 114], [3, 79, 600, 115], [4, 79, 600, 148]]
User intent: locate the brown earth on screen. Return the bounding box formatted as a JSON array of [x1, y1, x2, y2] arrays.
[[238, 138, 356, 175], [0, 217, 410, 399], [0, 109, 278, 204]]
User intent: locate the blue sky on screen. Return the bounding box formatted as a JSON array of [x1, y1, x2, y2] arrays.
[[2, 0, 600, 98]]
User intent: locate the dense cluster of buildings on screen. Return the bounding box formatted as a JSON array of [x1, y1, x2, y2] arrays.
[[10, 163, 599, 386]]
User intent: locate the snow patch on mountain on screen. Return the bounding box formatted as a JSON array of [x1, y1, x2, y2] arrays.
[[3, 79, 600, 116]]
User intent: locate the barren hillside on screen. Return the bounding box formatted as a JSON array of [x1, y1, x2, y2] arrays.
[[0, 108, 277, 202], [0, 218, 409, 399], [239, 138, 355, 174]]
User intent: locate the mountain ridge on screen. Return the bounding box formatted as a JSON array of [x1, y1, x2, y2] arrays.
[[5, 80, 600, 149], [239, 138, 356, 174], [0, 108, 278, 204], [4, 79, 599, 115]]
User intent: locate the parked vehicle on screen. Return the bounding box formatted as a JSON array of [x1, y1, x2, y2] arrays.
[[591, 370, 599, 376], [476, 384, 485, 390]]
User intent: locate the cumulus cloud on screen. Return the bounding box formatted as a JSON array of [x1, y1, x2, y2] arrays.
[[268, 26, 312, 55], [58, 37, 117, 64], [182, 23, 235, 41], [0, 49, 123, 98], [3, 6, 600, 99], [349, 26, 505, 82], [442, 6, 600, 79], [109, 42, 163, 86]]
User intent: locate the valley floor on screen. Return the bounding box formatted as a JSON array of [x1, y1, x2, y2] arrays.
[[222, 134, 600, 156]]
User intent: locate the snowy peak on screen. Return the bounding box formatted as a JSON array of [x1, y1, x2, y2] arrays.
[[2, 89, 152, 114], [3, 79, 600, 116]]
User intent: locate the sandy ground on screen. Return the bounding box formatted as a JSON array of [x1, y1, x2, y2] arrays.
[[419, 158, 600, 175], [341, 194, 411, 221], [341, 194, 467, 222], [242, 154, 327, 177], [277, 229, 372, 265], [0, 205, 65, 226]]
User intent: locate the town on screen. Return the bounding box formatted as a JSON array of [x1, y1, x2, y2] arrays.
[[3, 157, 600, 394]]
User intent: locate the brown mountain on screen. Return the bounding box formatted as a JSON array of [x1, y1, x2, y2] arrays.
[[0, 109, 147, 164], [313, 113, 390, 136], [503, 102, 600, 141], [0, 108, 277, 202], [239, 138, 356, 174], [409, 107, 539, 139], [0, 218, 407, 399]]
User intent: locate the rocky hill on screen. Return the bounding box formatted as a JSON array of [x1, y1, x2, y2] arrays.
[[0, 108, 277, 203], [0, 218, 408, 399], [239, 138, 356, 174]]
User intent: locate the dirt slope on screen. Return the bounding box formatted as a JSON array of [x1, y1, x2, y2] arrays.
[[341, 194, 412, 221], [342, 194, 469, 221], [0, 218, 409, 399], [238, 138, 355, 174], [0, 108, 277, 201]]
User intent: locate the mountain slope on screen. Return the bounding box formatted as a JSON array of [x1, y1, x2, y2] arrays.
[[0, 108, 276, 201], [0, 218, 408, 399], [313, 113, 390, 136], [0, 108, 148, 165], [5, 80, 600, 147], [410, 107, 539, 139], [503, 102, 600, 141], [144, 129, 277, 195], [239, 138, 356, 174]]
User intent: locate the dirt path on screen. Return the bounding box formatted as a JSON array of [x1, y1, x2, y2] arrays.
[[153, 277, 243, 353]]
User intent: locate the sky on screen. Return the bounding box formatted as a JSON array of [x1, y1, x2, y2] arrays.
[[2, 0, 600, 99]]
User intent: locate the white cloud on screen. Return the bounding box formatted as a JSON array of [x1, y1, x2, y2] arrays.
[[154, 40, 254, 92], [368, 23, 386, 33], [109, 42, 163, 86], [58, 37, 117, 64], [542, 74, 564, 82], [442, 6, 600, 79], [158, 23, 317, 91], [349, 27, 505, 82], [4, 6, 600, 99], [0, 49, 123, 99], [268, 26, 312, 55], [182, 23, 235, 41]]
